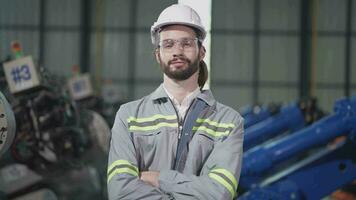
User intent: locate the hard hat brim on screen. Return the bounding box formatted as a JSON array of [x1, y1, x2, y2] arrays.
[[151, 22, 206, 44]]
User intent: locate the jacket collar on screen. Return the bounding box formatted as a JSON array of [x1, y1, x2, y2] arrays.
[[150, 84, 215, 107]]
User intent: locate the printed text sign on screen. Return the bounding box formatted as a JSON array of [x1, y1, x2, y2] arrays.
[[3, 56, 40, 93]]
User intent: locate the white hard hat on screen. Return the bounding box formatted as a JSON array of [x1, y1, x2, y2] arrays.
[[151, 4, 206, 45]]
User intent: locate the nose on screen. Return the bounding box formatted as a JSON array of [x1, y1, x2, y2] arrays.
[[171, 43, 184, 56]]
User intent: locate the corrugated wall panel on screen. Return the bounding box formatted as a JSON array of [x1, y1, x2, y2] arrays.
[[259, 36, 299, 83], [0, 0, 40, 25], [212, 86, 252, 110], [90, 0, 130, 28], [211, 35, 254, 81], [136, 0, 176, 28], [135, 33, 163, 80], [43, 32, 80, 77], [211, 0, 255, 109], [315, 37, 345, 84], [212, 0, 254, 30], [89, 32, 130, 80], [318, 0, 346, 31], [45, 0, 81, 26], [259, 87, 298, 104], [258, 0, 299, 105], [212, 0, 300, 107], [313, 0, 349, 112], [260, 0, 299, 30]]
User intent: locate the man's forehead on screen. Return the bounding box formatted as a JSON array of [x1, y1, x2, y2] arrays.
[[159, 25, 197, 37]]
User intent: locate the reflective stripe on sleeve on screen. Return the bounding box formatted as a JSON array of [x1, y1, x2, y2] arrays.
[[210, 168, 238, 190], [208, 168, 238, 198], [107, 160, 139, 183]]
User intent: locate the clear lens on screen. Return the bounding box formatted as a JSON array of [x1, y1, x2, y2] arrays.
[[159, 38, 198, 52]]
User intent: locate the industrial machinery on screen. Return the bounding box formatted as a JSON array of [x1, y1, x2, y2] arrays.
[[0, 91, 16, 157], [243, 98, 323, 151], [0, 55, 110, 199], [238, 97, 356, 199], [240, 103, 280, 129]]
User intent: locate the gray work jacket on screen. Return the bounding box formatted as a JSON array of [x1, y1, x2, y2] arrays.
[[107, 84, 244, 200]]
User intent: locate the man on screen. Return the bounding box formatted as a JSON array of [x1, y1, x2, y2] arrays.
[[107, 4, 244, 200]]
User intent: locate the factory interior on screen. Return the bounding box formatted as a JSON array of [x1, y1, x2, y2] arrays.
[[0, 0, 356, 199]]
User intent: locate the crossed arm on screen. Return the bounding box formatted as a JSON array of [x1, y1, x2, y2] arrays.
[[107, 109, 244, 200]]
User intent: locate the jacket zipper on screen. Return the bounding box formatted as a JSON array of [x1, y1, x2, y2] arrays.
[[167, 98, 182, 138], [168, 98, 197, 140], [168, 98, 197, 169]]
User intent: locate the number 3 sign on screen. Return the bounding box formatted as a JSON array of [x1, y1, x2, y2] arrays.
[[3, 56, 40, 93]]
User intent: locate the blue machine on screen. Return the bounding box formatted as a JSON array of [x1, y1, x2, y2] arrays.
[[239, 137, 356, 200], [243, 99, 323, 151], [238, 97, 356, 199], [241, 103, 280, 129]]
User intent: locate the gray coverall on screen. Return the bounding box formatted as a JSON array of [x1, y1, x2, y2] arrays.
[[107, 84, 244, 200]]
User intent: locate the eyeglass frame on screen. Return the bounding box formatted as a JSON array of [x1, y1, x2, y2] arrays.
[[158, 37, 199, 52]]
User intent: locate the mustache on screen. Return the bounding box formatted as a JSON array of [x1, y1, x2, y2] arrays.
[[168, 56, 191, 65]]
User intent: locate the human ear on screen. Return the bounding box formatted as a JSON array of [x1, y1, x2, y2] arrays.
[[155, 49, 161, 64], [199, 46, 206, 61]]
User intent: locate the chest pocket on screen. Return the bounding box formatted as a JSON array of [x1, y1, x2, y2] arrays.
[[132, 130, 161, 152], [132, 130, 161, 170], [188, 119, 235, 160], [184, 120, 234, 173], [131, 128, 177, 170], [184, 131, 215, 174], [189, 131, 215, 156], [127, 114, 178, 153]]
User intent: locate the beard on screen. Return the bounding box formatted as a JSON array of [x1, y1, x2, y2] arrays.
[[159, 55, 199, 81]]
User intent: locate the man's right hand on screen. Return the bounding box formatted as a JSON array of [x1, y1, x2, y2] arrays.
[[140, 171, 160, 187]]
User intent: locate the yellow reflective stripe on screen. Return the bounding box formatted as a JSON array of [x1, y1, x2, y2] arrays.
[[192, 126, 230, 137], [107, 159, 138, 174], [196, 118, 235, 129], [127, 115, 177, 123], [208, 173, 235, 199], [211, 168, 238, 190], [129, 122, 178, 131], [107, 168, 138, 183]]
